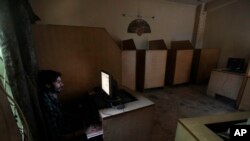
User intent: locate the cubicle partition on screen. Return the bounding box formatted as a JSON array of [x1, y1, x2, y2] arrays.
[[191, 48, 220, 83], [121, 39, 136, 90], [33, 25, 121, 100], [136, 40, 168, 91], [166, 40, 194, 85]]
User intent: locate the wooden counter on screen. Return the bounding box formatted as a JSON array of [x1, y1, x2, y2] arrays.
[[175, 112, 250, 141], [207, 69, 245, 100], [99, 90, 154, 141]]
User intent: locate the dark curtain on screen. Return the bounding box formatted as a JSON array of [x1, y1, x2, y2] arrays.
[[0, 0, 47, 141]]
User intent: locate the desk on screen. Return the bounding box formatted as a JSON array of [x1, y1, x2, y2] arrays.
[[175, 112, 250, 141], [207, 69, 245, 100], [98, 90, 154, 141]]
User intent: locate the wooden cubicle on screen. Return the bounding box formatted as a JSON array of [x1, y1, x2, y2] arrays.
[[100, 88, 154, 141], [166, 40, 194, 85], [33, 25, 121, 101], [191, 48, 220, 83], [136, 40, 167, 91], [121, 39, 136, 90]]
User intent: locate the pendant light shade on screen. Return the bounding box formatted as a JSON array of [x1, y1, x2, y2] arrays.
[[127, 19, 151, 36]]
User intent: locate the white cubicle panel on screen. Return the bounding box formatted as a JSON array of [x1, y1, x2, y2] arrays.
[[207, 70, 244, 100], [144, 50, 167, 89], [121, 51, 136, 90], [174, 50, 193, 85]]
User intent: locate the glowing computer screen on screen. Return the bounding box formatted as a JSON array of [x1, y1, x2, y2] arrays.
[[101, 71, 110, 95]]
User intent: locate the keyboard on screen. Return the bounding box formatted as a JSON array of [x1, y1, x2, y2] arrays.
[[92, 89, 137, 109], [117, 89, 137, 104]]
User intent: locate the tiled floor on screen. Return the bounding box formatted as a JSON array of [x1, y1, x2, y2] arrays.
[[141, 84, 237, 141]]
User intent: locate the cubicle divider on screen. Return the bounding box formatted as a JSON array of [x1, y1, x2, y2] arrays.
[[191, 48, 220, 83], [122, 39, 208, 90], [136, 40, 168, 91], [121, 39, 137, 90], [166, 40, 194, 85], [33, 25, 121, 101]]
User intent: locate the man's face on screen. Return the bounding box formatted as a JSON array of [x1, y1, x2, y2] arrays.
[[52, 76, 64, 93]]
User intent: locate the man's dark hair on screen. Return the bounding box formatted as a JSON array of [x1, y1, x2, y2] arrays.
[[37, 70, 61, 90]]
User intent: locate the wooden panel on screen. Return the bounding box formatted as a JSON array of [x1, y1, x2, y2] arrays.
[[165, 50, 177, 85], [174, 50, 194, 85], [148, 40, 167, 50], [238, 77, 250, 110], [191, 49, 201, 82], [122, 51, 136, 90], [136, 50, 146, 91], [121, 39, 136, 50], [175, 122, 197, 141], [32, 25, 121, 101], [207, 70, 244, 100], [171, 40, 193, 50], [144, 50, 167, 89], [193, 48, 220, 83], [102, 106, 153, 141], [176, 112, 250, 141]]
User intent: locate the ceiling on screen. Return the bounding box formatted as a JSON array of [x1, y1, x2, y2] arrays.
[[167, 0, 214, 5]]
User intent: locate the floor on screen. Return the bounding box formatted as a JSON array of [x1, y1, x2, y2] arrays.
[[141, 84, 237, 141]]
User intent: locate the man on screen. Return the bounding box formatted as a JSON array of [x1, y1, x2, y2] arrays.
[[37, 70, 88, 141]]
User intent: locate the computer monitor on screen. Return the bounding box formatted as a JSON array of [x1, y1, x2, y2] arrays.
[[100, 71, 137, 109], [101, 71, 119, 102], [101, 71, 111, 96], [226, 58, 245, 72]]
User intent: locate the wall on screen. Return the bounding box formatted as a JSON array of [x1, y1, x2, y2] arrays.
[[33, 25, 121, 100], [192, 4, 207, 49], [30, 0, 196, 49], [203, 0, 250, 68]]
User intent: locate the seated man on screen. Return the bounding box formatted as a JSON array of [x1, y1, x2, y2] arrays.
[[37, 70, 101, 141]]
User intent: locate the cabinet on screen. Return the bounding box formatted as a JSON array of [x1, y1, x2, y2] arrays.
[[99, 90, 154, 141], [207, 70, 244, 100]]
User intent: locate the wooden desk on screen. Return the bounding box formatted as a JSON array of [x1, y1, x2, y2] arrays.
[[238, 77, 250, 110], [175, 112, 250, 141], [99, 90, 154, 141], [207, 69, 245, 100]]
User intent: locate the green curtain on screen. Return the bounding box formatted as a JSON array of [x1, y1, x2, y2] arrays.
[[0, 0, 48, 140]]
